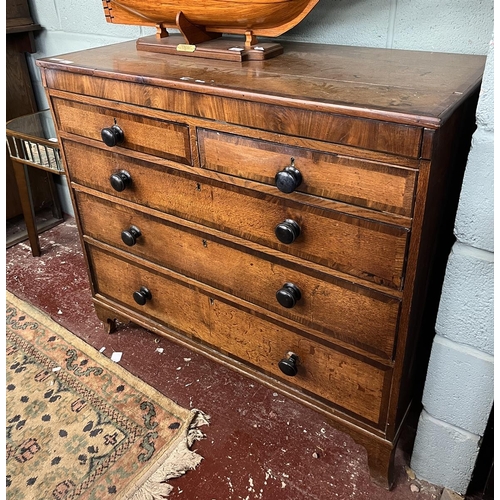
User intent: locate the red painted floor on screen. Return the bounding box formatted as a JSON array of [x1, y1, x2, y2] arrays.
[[6, 217, 445, 500]]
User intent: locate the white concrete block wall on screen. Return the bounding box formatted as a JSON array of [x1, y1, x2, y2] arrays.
[[411, 37, 494, 494], [390, 0, 494, 53], [411, 411, 482, 492], [23, 0, 494, 493], [454, 135, 494, 252], [283, 0, 395, 47], [436, 245, 494, 354], [284, 0, 494, 53], [420, 336, 494, 435]]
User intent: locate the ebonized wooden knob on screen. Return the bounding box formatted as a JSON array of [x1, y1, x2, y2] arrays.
[[110, 170, 132, 192], [278, 352, 299, 377], [276, 283, 302, 308], [121, 226, 141, 247], [275, 165, 302, 193], [101, 124, 124, 147], [133, 286, 152, 306], [275, 219, 301, 244]]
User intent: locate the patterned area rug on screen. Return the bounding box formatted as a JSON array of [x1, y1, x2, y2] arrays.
[[6, 291, 209, 499]]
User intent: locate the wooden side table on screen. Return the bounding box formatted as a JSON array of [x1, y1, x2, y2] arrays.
[[6, 110, 65, 256]]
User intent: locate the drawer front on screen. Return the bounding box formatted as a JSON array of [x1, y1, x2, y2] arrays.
[[76, 191, 401, 359], [198, 129, 417, 217], [45, 72, 424, 157], [88, 245, 391, 424], [64, 141, 409, 288], [52, 97, 192, 165]]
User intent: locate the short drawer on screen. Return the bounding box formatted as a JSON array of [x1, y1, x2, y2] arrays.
[[87, 244, 391, 425], [198, 129, 418, 217], [52, 97, 191, 165], [76, 191, 401, 359], [64, 140, 408, 288]]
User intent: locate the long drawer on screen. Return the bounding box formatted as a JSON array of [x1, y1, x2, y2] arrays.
[[76, 191, 401, 359], [87, 244, 392, 425], [198, 129, 418, 217], [64, 140, 409, 288], [44, 72, 424, 157], [52, 97, 192, 165]]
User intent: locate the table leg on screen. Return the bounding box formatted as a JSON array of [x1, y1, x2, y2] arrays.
[[11, 159, 41, 257]]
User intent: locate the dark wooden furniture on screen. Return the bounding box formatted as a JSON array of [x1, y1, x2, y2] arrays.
[[37, 42, 484, 488], [6, 0, 61, 247], [6, 110, 65, 256]]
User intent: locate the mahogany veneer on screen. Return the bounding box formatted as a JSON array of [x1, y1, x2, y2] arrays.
[[38, 41, 484, 488]]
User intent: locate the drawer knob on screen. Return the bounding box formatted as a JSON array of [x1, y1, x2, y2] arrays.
[[121, 226, 142, 247], [276, 283, 302, 308], [278, 352, 299, 377], [275, 165, 302, 193], [133, 286, 152, 306], [275, 219, 301, 244], [101, 125, 124, 147], [110, 170, 132, 192]]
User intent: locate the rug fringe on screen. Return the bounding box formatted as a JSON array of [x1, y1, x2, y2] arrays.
[[131, 409, 210, 499]]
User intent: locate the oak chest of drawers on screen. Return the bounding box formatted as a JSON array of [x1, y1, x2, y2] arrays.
[[38, 41, 484, 488]]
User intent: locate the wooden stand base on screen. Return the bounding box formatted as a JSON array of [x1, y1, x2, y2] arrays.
[[136, 34, 283, 62]]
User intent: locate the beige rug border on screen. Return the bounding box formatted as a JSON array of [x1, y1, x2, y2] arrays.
[[6, 290, 209, 499]]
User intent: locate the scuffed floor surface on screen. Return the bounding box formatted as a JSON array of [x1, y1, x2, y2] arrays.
[[6, 218, 444, 500]]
